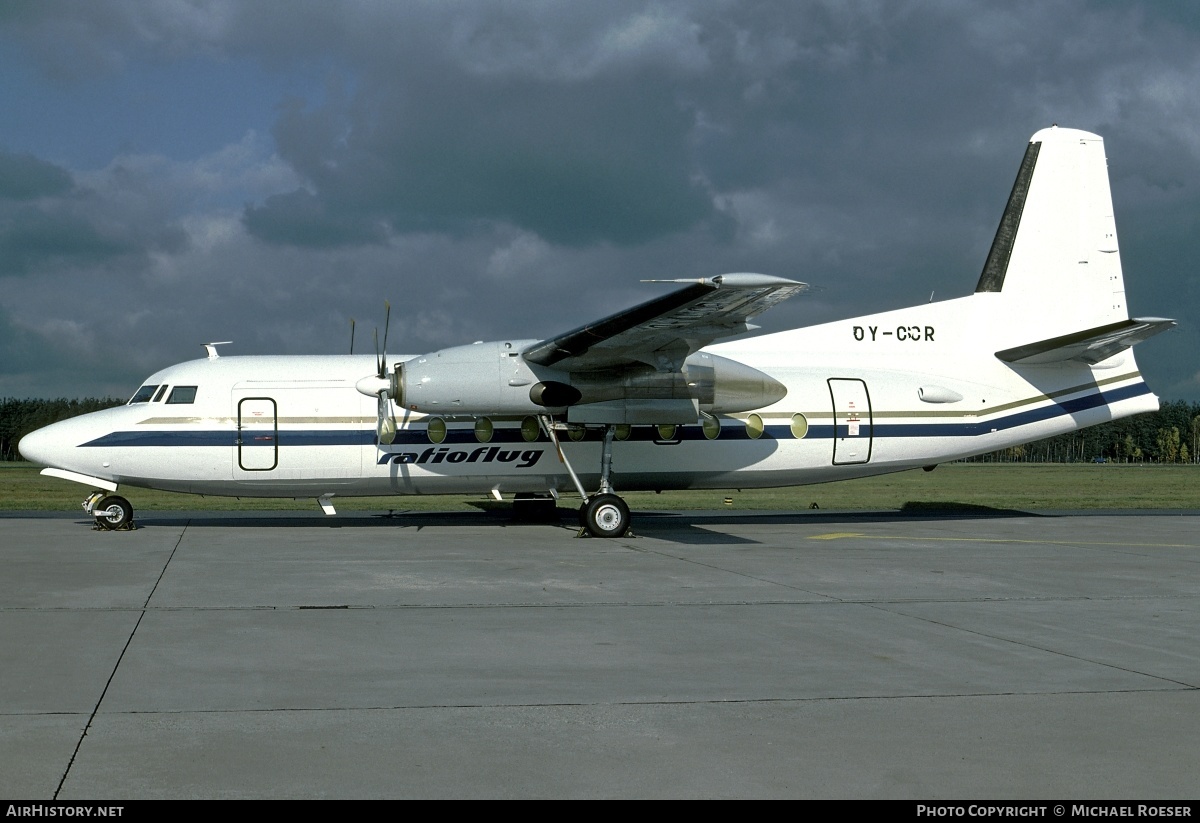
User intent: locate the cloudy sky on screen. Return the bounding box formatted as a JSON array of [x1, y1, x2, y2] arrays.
[[1, 1, 1196, 401]]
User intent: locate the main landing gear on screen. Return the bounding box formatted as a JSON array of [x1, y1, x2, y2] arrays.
[[580, 493, 631, 537], [539, 417, 632, 538], [84, 490, 135, 531]]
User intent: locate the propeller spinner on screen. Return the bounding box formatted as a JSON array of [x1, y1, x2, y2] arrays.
[[354, 302, 400, 445]]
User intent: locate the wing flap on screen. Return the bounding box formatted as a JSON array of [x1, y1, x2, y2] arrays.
[[522, 273, 806, 371], [996, 317, 1175, 365]]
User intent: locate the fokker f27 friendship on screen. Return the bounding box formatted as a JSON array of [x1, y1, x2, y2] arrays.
[[19, 127, 1175, 536]]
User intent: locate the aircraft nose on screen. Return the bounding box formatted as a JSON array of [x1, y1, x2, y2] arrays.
[[18, 425, 57, 467]]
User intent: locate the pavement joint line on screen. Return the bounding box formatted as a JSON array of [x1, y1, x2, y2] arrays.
[[808, 532, 1200, 549]]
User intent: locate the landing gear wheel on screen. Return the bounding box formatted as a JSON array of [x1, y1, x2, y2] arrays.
[[94, 495, 133, 531], [580, 493, 630, 538]]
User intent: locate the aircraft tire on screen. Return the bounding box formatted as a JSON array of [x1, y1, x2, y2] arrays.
[[580, 493, 630, 538], [94, 495, 133, 531]]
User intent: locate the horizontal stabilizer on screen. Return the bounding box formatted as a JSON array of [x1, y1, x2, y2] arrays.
[[996, 318, 1175, 365]]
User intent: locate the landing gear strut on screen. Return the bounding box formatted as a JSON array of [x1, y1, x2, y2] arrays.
[[539, 417, 631, 538]]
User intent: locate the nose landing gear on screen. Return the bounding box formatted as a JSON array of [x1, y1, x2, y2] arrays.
[[84, 491, 135, 531]]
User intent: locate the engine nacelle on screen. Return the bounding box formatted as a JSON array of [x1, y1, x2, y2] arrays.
[[398, 340, 552, 415], [562, 352, 786, 414], [385, 342, 787, 421], [557, 352, 786, 424]]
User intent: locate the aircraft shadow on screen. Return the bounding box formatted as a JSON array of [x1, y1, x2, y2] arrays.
[[114, 502, 1042, 538], [17, 505, 1193, 543]]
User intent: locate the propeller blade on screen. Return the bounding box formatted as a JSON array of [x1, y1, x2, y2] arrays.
[[379, 301, 391, 377], [377, 391, 397, 445], [362, 301, 399, 447], [349, 318, 356, 355]]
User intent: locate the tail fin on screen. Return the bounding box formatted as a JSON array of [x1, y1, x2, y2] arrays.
[[977, 126, 1172, 359]]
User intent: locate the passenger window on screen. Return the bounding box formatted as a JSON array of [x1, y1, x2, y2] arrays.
[[166, 386, 198, 404], [152, 385, 169, 402], [129, 385, 159, 404]]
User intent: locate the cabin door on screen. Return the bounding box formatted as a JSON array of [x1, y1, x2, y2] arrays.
[[236, 396, 278, 471], [828, 378, 873, 465]]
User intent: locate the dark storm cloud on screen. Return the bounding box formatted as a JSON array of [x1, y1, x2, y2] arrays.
[[1, 1, 1198, 399], [0, 303, 50, 376], [0, 152, 135, 276], [0, 151, 73, 200], [0, 172, 188, 276], [243, 188, 388, 248], [234, 3, 951, 251], [0, 153, 128, 276], [233, 2, 1119, 258], [247, 60, 718, 247], [0, 206, 138, 275]]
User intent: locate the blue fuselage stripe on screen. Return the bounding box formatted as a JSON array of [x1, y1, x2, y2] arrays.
[[78, 382, 1150, 448]]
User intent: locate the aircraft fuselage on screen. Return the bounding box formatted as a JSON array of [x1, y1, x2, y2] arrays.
[[20, 299, 1158, 502]]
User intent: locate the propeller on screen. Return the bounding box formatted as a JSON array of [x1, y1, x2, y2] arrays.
[[349, 318, 356, 355], [360, 301, 403, 443]]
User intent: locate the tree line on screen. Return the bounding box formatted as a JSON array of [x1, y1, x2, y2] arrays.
[[3, 396, 1200, 464], [959, 399, 1200, 464]]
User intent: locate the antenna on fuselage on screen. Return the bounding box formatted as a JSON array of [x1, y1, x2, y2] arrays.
[[204, 341, 233, 359], [350, 318, 356, 354]]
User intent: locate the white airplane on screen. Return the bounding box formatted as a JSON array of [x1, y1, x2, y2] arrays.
[[19, 126, 1174, 536]]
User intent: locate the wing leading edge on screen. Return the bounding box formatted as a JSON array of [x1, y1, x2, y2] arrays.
[[522, 273, 807, 372]]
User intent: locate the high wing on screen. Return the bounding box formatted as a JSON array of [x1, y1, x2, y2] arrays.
[[522, 273, 807, 372]]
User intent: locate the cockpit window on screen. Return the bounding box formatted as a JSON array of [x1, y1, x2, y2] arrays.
[[129, 384, 160, 404], [152, 385, 169, 402], [166, 386, 198, 405]]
